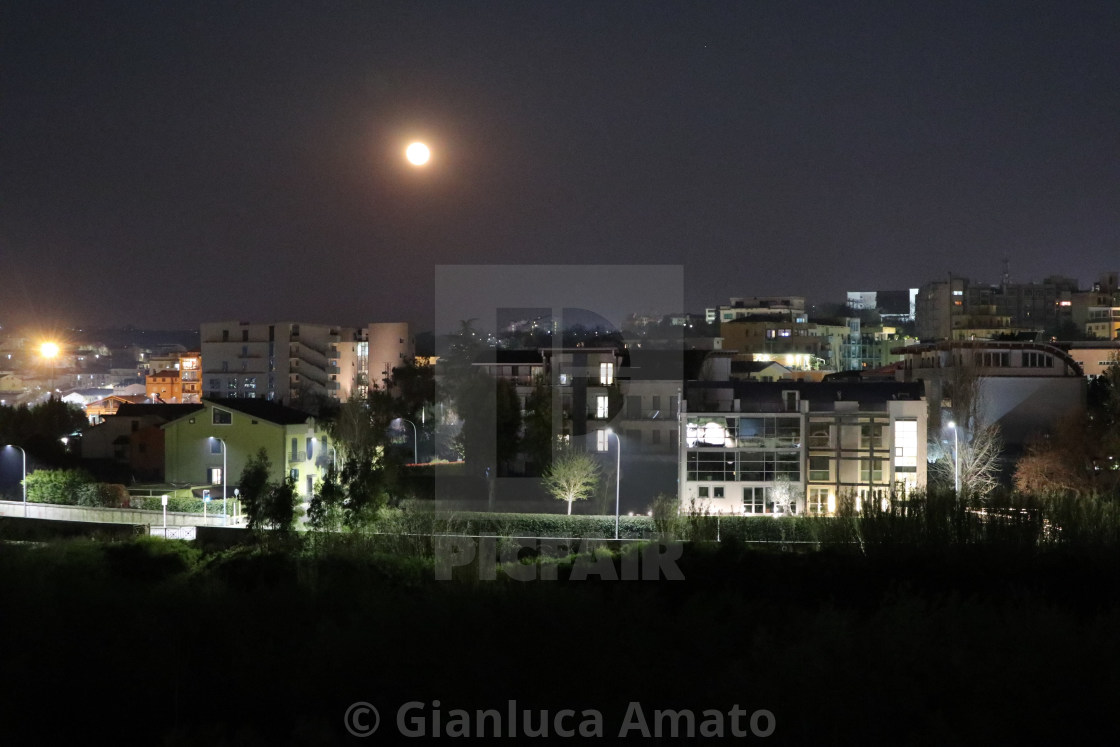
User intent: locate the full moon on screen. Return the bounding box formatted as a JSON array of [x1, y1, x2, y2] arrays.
[[405, 142, 431, 166]]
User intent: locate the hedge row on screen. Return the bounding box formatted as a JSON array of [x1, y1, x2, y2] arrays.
[[133, 495, 236, 515]]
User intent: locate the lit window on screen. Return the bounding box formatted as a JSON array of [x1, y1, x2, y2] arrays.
[[893, 420, 918, 470], [596, 395, 609, 418], [807, 488, 830, 515], [596, 430, 609, 452], [599, 362, 614, 385]]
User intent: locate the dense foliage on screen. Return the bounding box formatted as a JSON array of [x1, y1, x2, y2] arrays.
[[2, 532, 1119, 744]]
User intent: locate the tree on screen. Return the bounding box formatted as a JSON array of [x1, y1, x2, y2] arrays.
[[239, 449, 300, 534], [495, 377, 522, 475], [930, 423, 1003, 499], [522, 373, 554, 475], [261, 476, 300, 534], [929, 356, 1004, 499], [1014, 357, 1120, 496], [306, 465, 346, 531], [771, 475, 804, 514], [542, 449, 601, 515], [1014, 415, 1094, 496], [238, 449, 274, 532]]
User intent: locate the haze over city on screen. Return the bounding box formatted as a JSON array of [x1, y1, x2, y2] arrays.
[[3, 0, 1117, 332]]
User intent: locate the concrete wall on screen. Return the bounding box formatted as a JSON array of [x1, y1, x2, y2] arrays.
[[0, 500, 232, 526]]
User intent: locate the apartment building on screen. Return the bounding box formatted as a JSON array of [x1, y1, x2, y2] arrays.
[[679, 380, 927, 515]]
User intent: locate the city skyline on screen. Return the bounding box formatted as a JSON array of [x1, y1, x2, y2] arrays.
[[3, 1, 1117, 331]]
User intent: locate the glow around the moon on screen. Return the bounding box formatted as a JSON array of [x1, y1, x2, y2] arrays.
[[406, 142, 431, 165]]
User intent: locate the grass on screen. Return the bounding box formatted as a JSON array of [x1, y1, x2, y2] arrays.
[[1, 523, 1118, 744]]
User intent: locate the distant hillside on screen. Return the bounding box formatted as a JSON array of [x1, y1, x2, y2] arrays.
[[70, 327, 201, 350]]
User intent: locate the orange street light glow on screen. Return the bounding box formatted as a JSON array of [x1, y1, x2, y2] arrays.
[[405, 142, 431, 166], [40, 342, 60, 359]]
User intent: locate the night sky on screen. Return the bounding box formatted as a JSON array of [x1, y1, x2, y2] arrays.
[[3, 1, 1117, 333]]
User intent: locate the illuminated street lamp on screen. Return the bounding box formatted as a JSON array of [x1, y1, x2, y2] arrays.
[[395, 418, 418, 464], [4, 444, 27, 517], [209, 436, 227, 525], [605, 429, 621, 540], [40, 341, 59, 395], [312, 437, 338, 469], [947, 421, 960, 494]]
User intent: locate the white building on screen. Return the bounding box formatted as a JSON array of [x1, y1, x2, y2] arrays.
[[679, 381, 927, 515], [202, 321, 414, 405]]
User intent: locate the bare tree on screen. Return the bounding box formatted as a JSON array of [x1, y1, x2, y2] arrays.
[[929, 354, 1004, 499], [771, 474, 803, 514], [541, 449, 601, 515]]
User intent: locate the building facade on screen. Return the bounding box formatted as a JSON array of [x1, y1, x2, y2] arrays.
[[162, 398, 332, 501], [680, 381, 927, 515], [201, 321, 352, 404], [895, 340, 1085, 449]]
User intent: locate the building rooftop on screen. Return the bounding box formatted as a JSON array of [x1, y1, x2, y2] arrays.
[[204, 397, 314, 425]]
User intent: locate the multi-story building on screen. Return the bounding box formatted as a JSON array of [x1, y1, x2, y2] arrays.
[[368, 322, 415, 389], [706, 296, 807, 325], [847, 289, 918, 324], [145, 351, 202, 404], [916, 276, 971, 340], [1069, 272, 1120, 331], [327, 322, 416, 401], [1059, 342, 1120, 379], [679, 380, 927, 515], [895, 340, 1085, 450], [720, 318, 853, 372], [470, 345, 684, 505], [201, 321, 357, 405], [917, 274, 1084, 341], [1085, 307, 1120, 341], [840, 323, 919, 370]]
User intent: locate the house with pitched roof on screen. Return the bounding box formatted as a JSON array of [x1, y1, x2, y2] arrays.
[[162, 398, 333, 502]]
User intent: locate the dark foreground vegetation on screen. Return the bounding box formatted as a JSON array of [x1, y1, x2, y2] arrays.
[[2, 503, 1119, 746]]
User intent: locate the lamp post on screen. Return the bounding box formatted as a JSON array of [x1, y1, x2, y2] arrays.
[[210, 436, 227, 525], [397, 418, 418, 464], [313, 437, 338, 469], [605, 429, 621, 540], [4, 444, 27, 517], [947, 421, 960, 494], [40, 342, 59, 397]]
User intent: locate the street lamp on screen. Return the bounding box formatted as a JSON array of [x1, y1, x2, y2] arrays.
[[209, 436, 227, 525], [4, 444, 27, 517], [396, 418, 418, 464], [605, 429, 621, 540], [947, 421, 960, 494], [40, 341, 59, 396], [312, 437, 338, 469]]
